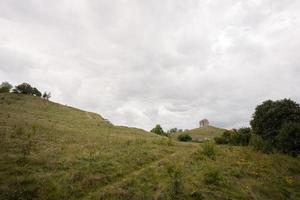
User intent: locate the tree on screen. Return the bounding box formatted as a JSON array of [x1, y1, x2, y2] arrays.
[[42, 92, 51, 100], [32, 87, 42, 97], [150, 124, 165, 136], [168, 128, 178, 133], [13, 83, 42, 97], [0, 82, 13, 93], [276, 122, 300, 156], [236, 127, 252, 146], [250, 99, 300, 144]]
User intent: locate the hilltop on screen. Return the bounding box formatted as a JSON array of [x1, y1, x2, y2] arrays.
[[173, 126, 225, 142], [0, 93, 300, 200]]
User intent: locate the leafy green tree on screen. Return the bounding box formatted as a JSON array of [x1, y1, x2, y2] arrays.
[[151, 124, 165, 136], [0, 81, 13, 93], [236, 127, 252, 145], [13, 83, 42, 97], [276, 122, 300, 156], [250, 99, 300, 144]]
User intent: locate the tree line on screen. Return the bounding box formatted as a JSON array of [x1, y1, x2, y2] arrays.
[[0, 81, 51, 100]]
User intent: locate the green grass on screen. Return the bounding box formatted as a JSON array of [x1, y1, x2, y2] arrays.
[[173, 126, 225, 142], [0, 93, 300, 200]]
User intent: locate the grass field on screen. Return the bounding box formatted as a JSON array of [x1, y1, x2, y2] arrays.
[[0, 93, 300, 200], [172, 126, 225, 142]]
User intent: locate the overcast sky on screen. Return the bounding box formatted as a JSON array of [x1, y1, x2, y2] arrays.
[[1, 0, 300, 130]]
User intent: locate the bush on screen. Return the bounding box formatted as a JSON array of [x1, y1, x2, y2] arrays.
[[200, 141, 217, 160], [276, 123, 300, 156], [0, 82, 13, 93], [214, 136, 227, 144], [250, 99, 300, 143], [150, 124, 165, 136], [215, 128, 252, 146], [177, 134, 192, 142], [249, 134, 273, 153], [13, 83, 42, 97], [236, 127, 252, 145]]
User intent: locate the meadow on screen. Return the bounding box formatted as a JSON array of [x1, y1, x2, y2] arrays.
[[0, 93, 299, 200]]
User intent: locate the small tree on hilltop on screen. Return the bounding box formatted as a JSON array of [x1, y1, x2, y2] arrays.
[[0, 81, 13, 93], [151, 124, 165, 136], [13, 83, 42, 97], [13, 83, 33, 94], [42, 92, 51, 100]]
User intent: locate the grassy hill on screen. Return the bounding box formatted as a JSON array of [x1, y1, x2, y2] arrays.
[[0, 93, 300, 200], [173, 126, 225, 142]]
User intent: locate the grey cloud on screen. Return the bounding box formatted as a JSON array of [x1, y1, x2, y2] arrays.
[[0, 0, 300, 131]]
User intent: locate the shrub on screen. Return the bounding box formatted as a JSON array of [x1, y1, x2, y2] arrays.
[[215, 128, 252, 146], [150, 124, 165, 136], [276, 122, 300, 156], [177, 134, 192, 142], [214, 136, 227, 144], [249, 134, 273, 153], [0, 81, 13, 93], [236, 127, 252, 145], [200, 141, 217, 160], [250, 99, 300, 143], [13, 83, 42, 97], [42, 92, 51, 100]]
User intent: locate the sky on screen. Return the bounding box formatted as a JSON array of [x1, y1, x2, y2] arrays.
[[0, 0, 300, 131]]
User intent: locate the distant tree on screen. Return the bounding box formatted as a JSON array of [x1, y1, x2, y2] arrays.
[[13, 83, 42, 97], [250, 99, 300, 144], [42, 92, 51, 100], [0, 81, 13, 93], [151, 124, 165, 136], [169, 128, 178, 133]]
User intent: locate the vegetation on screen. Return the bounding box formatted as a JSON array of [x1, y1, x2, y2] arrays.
[[0, 93, 300, 199], [250, 99, 300, 155], [214, 128, 252, 146], [150, 124, 165, 136], [13, 83, 42, 97], [172, 126, 224, 142], [276, 122, 300, 156], [0, 82, 13, 93], [177, 133, 192, 142], [42, 91, 51, 100]]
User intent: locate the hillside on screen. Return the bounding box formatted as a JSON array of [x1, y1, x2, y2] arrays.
[[0, 93, 300, 200], [173, 126, 225, 142]]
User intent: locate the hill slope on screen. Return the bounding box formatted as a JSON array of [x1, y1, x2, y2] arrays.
[[182, 126, 225, 141], [0, 93, 300, 200]]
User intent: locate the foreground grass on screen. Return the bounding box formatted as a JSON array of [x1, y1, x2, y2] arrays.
[[0, 93, 299, 200]]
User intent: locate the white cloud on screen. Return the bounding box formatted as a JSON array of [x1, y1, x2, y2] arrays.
[[0, 0, 300, 130]]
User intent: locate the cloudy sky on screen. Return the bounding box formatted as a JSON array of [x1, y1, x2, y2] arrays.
[[0, 0, 300, 130]]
